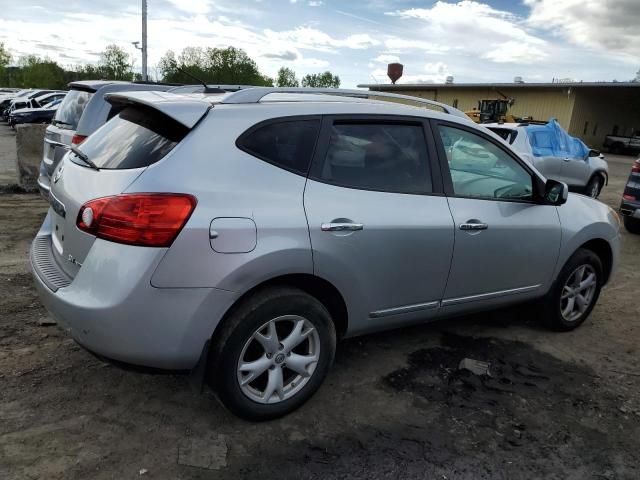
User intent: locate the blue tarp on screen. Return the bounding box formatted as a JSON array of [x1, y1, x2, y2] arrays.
[[526, 119, 590, 159]]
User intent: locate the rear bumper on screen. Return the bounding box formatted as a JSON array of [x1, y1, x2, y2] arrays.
[[620, 200, 640, 219], [30, 228, 237, 370]]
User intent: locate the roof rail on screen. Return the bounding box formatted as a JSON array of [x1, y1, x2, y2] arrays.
[[219, 87, 470, 119]]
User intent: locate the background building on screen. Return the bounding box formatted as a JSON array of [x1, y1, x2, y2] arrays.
[[358, 82, 640, 148]]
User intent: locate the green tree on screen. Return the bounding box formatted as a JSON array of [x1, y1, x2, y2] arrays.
[[301, 71, 340, 88], [275, 67, 299, 87], [0, 43, 11, 68], [16, 55, 66, 88], [98, 44, 133, 81], [159, 46, 272, 86]]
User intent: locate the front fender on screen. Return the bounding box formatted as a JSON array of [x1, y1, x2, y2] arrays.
[[554, 194, 620, 285]]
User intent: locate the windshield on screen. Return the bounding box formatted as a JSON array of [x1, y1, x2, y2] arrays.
[[74, 106, 189, 170], [53, 89, 93, 129]]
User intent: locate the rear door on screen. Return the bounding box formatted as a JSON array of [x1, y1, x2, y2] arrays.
[[304, 115, 455, 335], [433, 121, 561, 312]]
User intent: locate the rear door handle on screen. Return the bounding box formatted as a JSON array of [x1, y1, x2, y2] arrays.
[[321, 223, 364, 232], [459, 222, 488, 231]]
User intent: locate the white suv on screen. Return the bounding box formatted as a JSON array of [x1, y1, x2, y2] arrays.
[[485, 120, 608, 198]]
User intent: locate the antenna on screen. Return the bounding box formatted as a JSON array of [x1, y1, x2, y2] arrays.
[[175, 68, 225, 93]]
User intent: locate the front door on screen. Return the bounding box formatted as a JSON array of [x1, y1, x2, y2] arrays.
[[304, 116, 455, 335], [434, 122, 561, 311]]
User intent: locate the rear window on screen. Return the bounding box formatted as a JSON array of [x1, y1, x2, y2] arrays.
[[74, 106, 189, 170], [237, 119, 320, 175], [53, 89, 93, 129], [487, 127, 518, 144]]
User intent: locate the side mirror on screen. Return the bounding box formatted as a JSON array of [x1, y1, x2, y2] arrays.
[[543, 179, 568, 206], [588, 149, 600, 157]]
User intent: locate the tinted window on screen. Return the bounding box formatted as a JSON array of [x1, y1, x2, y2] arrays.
[[239, 119, 320, 175], [73, 106, 188, 170], [315, 122, 432, 194], [438, 125, 532, 201], [53, 89, 93, 129]]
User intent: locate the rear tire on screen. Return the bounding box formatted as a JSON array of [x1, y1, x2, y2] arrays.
[[209, 286, 336, 421], [585, 175, 603, 198], [624, 216, 640, 234], [541, 248, 603, 331]]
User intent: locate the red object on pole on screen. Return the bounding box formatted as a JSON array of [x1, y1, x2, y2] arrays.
[[387, 63, 403, 84]]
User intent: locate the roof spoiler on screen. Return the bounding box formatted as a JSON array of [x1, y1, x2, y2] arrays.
[[104, 91, 211, 128]]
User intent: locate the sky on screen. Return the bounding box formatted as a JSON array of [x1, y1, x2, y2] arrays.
[[1, 0, 639, 87]]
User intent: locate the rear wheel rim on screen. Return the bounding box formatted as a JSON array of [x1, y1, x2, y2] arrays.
[[236, 315, 321, 405], [560, 264, 597, 322], [589, 180, 600, 198]]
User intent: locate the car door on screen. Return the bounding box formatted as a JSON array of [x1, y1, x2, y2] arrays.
[[433, 121, 561, 314], [559, 138, 591, 187], [526, 129, 564, 181], [304, 116, 455, 335]]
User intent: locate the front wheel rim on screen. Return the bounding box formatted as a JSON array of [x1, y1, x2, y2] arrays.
[[560, 264, 597, 322], [590, 181, 600, 197], [236, 315, 321, 405]]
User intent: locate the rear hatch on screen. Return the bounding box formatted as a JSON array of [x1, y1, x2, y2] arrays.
[[42, 87, 95, 183], [47, 96, 209, 278]]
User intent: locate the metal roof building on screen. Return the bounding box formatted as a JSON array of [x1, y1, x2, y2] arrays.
[[358, 82, 640, 148]]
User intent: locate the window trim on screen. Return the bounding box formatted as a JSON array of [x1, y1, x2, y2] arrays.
[[235, 115, 322, 177], [430, 119, 546, 204], [308, 114, 444, 196]]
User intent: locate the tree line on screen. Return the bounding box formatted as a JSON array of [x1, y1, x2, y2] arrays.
[[0, 43, 340, 89]]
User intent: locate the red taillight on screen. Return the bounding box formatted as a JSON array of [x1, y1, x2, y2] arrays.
[[623, 194, 636, 201], [71, 134, 87, 145], [77, 193, 197, 247], [631, 159, 640, 173]]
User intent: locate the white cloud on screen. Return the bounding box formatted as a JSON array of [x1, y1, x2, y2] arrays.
[[308, 0, 323, 6], [525, 0, 640, 61], [264, 27, 380, 53], [373, 54, 400, 64], [165, 0, 211, 15], [385, 1, 548, 64]]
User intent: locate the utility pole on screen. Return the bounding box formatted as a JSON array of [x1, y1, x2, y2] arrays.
[[141, 0, 148, 81]]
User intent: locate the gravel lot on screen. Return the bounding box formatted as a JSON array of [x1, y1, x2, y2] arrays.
[[1, 123, 639, 479]]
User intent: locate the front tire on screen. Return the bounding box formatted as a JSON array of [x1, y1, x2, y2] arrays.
[[541, 248, 603, 331], [585, 175, 603, 198], [209, 287, 336, 421], [624, 216, 640, 234]]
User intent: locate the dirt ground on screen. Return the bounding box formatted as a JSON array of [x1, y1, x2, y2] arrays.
[[1, 123, 639, 479]]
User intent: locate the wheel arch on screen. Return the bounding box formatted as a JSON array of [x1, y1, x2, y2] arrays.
[[591, 169, 608, 186], [578, 238, 613, 284], [212, 273, 349, 346]]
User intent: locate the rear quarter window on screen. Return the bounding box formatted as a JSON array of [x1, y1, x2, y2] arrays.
[[53, 89, 94, 129], [74, 106, 189, 170], [237, 118, 321, 175]]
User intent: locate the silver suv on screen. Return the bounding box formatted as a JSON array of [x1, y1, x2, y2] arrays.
[[485, 121, 609, 198], [31, 88, 620, 420]]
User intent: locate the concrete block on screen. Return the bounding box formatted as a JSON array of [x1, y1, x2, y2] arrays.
[[15, 124, 47, 191]]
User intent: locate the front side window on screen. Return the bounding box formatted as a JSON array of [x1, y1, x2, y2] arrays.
[[315, 122, 432, 194], [438, 125, 532, 201], [238, 119, 320, 175]]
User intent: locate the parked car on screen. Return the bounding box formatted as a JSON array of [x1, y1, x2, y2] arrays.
[[38, 80, 174, 198], [485, 120, 608, 198], [8, 98, 62, 126], [31, 88, 620, 420], [0, 89, 35, 120], [619, 156, 640, 234], [1, 89, 58, 120], [604, 133, 640, 154]]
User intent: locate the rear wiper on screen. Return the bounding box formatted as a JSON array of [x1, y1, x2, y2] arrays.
[[54, 119, 72, 126], [69, 146, 100, 171]]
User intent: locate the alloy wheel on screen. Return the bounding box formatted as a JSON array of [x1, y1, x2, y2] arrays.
[[560, 264, 597, 322], [237, 315, 321, 404]]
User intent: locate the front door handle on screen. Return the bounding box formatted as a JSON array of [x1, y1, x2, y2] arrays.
[[459, 222, 488, 231], [321, 222, 364, 232], [563, 157, 571, 162]]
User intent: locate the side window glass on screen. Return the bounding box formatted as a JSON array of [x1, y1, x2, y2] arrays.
[[317, 122, 432, 194], [238, 119, 320, 175], [438, 125, 533, 201]]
